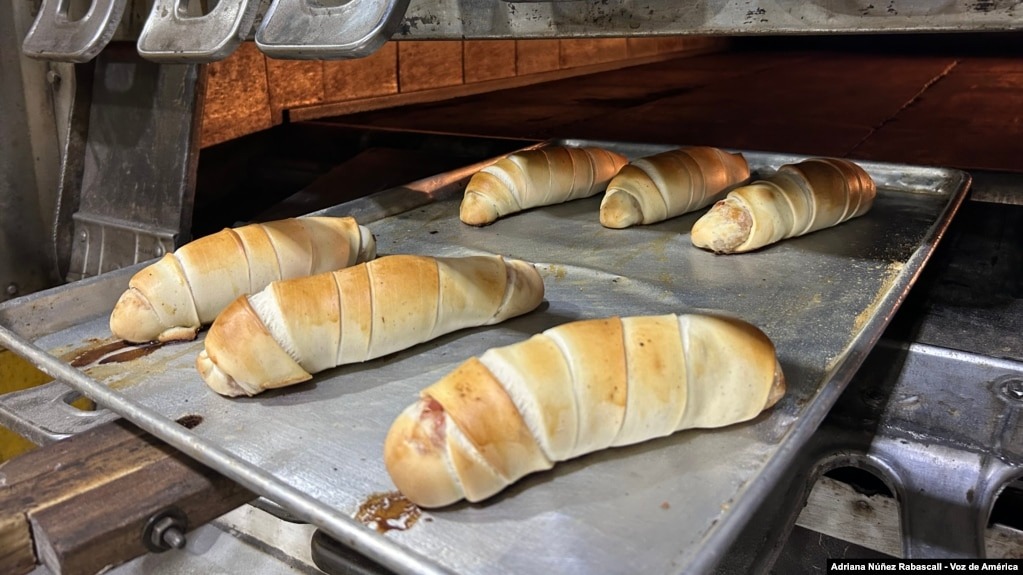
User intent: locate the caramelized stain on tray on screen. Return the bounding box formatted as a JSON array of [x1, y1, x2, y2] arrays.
[[355, 491, 422, 533], [69, 339, 132, 367], [176, 414, 204, 429], [67, 338, 168, 367], [62, 338, 202, 391], [98, 342, 167, 364]]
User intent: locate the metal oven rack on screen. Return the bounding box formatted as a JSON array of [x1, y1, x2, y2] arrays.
[[0, 139, 980, 573]]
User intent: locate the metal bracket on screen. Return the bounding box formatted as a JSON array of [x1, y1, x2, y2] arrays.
[[0, 380, 118, 445], [136, 0, 265, 62], [66, 46, 204, 281], [67, 213, 177, 281], [21, 0, 128, 62], [255, 0, 410, 59], [718, 339, 1023, 572]]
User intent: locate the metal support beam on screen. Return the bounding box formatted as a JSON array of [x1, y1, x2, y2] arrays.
[[67, 46, 206, 281], [392, 0, 1023, 39], [0, 0, 64, 302], [19, 0, 1023, 62]]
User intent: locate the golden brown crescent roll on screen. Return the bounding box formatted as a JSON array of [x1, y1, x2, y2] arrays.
[[196, 254, 545, 397], [460, 146, 628, 226], [384, 313, 785, 508], [109, 217, 376, 343], [691, 157, 876, 254], [600, 147, 750, 228]]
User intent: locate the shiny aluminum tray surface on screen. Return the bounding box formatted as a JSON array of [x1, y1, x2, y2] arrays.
[[0, 140, 969, 574]]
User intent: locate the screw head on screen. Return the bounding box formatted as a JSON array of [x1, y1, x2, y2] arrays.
[[1001, 378, 1023, 402], [992, 375, 1023, 404], [5, 283, 17, 296], [46, 70, 61, 88]]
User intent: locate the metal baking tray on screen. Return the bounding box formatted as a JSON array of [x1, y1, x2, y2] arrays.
[[0, 140, 970, 574]]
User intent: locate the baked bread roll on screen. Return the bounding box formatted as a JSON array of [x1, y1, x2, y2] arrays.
[[600, 147, 750, 228], [460, 146, 628, 226], [384, 313, 785, 508], [691, 157, 876, 254], [110, 217, 376, 343], [196, 254, 545, 397]]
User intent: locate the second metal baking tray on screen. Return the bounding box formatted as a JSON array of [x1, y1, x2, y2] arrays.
[[0, 140, 970, 574]]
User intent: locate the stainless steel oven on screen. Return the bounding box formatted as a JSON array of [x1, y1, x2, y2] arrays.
[[1, 2, 1021, 574]]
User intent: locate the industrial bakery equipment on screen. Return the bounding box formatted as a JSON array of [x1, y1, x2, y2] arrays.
[[1, 1, 1021, 574]]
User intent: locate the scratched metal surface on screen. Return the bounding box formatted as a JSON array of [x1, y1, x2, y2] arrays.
[[0, 141, 969, 574]]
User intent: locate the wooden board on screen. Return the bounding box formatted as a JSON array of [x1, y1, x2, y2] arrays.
[[0, 420, 254, 575]]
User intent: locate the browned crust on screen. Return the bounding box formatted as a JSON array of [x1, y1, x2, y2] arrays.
[[544, 147, 576, 198], [270, 272, 342, 373], [546, 317, 627, 454], [199, 296, 310, 395], [386, 311, 786, 506], [111, 217, 373, 344], [333, 263, 373, 364], [383, 398, 464, 508], [710, 313, 785, 411], [111, 254, 200, 343], [366, 255, 441, 357], [443, 415, 507, 503], [460, 172, 507, 226], [422, 357, 551, 482], [461, 146, 627, 226]]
